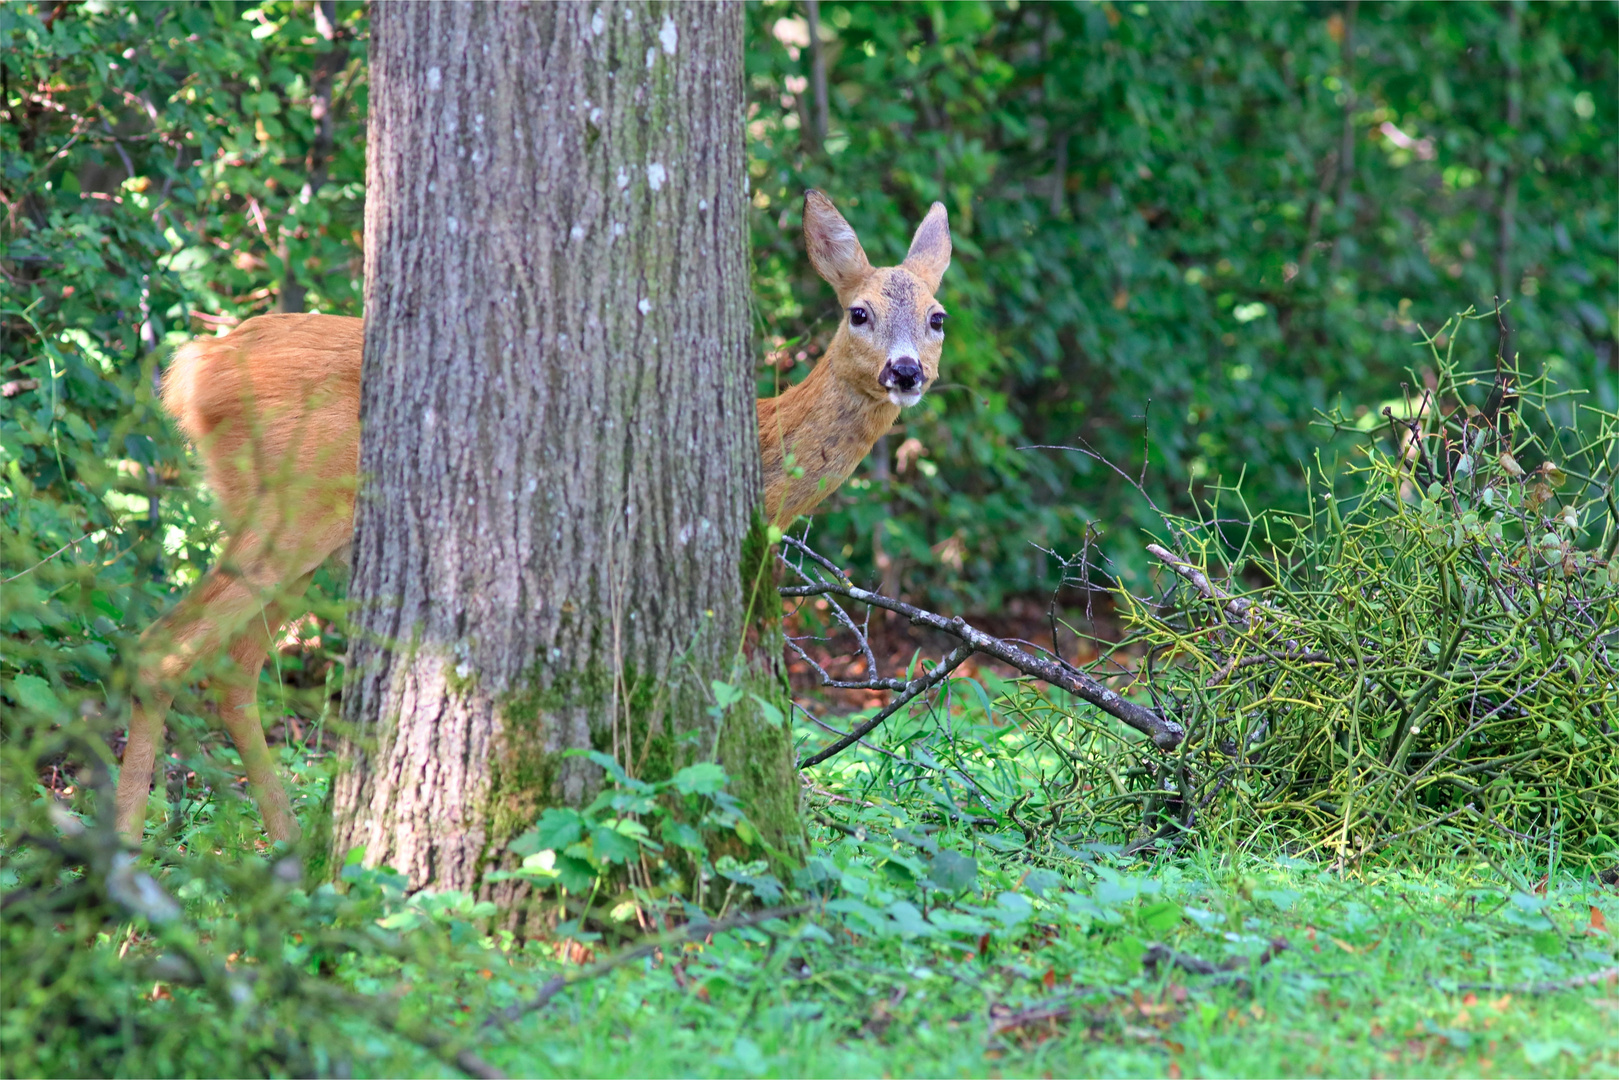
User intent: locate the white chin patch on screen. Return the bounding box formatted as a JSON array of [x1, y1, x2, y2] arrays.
[[887, 389, 923, 408]]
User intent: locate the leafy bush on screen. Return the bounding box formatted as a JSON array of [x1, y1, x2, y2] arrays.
[[490, 749, 788, 919]]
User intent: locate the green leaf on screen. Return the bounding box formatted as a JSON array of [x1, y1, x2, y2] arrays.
[[1529, 931, 1564, 957], [529, 808, 584, 852], [10, 675, 60, 717], [993, 891, 1033, 928], [1137, 900, 1184, 935], [924, 849, 978, 892], [749, 692, 785, 728], [1110, 934, 1149, 966], [553, 855, 597, 894], [583, 750, 652, 792], [671, 761, 728, 795], [1523, 1040, 1580, 1066], [660, 818, 706, 854], [710, 679, 744, 709], [1252, 887, 1300, 911], [1022, 868, 1064, 897], [589, 824, 640, 864]]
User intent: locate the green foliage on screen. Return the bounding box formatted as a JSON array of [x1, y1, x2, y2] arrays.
[[745, 0, 1617, 603], [473, 847, 1618, 1077], [2, 1, 364, 839], [1077, 312, 1617, 864], [786, 313, 1615, 871], [491, 752, 786, 917], [1, 755, 497, 1077]]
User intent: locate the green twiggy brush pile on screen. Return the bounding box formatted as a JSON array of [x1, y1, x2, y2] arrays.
[[1009, 312, 1617, 867]]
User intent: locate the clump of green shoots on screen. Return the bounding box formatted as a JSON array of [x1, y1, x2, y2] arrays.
[[1009, 309, 1617, 868]]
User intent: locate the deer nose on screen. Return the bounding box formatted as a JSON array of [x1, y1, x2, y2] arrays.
[[885, 358, 923, 391]]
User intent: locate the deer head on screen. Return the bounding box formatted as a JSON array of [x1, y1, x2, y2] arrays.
[[803, 190, 951, 409]]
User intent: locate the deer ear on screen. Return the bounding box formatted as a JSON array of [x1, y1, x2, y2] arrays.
[[902, 202, 951, 293], [803, 190, 871, 300]]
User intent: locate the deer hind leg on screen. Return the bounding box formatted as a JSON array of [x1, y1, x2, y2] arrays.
[[115, 683, 175, 843], [214, 571, 314, 845], [116, 562, 265, 842], [115, 534, 324, 844]]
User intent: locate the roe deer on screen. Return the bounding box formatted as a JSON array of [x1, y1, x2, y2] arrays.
[[115, 190, 950, 844]]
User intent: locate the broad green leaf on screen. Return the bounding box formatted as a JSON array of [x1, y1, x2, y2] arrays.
[[672, 761, 728, 795], [925, 850, 978, 892]]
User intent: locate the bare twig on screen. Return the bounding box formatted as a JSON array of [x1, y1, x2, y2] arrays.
[[1143, 937, 1290, 980], [798, 644, 975, 768], [797, 703, 927, 769], [4, 526, 120, 583], [780, 537, 1186, 750], [1444, 967, 1618, 996], [1207, 648, 1335, 686], [786, 636, 907, 692], [1147, 543, 1252, 627]]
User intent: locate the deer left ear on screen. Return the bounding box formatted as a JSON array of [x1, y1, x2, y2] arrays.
[[902, 202, 951, 293]]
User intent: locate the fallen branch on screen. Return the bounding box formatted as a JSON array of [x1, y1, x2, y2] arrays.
[[987, 992, 1088, 1036], [1142, 936, 1290, 982], [780, 537, 1185, 751]]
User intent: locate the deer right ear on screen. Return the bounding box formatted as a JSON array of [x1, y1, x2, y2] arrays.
[[902, 202, 951, 293], [803, 190, 871, 301]]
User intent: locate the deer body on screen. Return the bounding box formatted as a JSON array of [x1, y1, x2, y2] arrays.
[[115, 191, 950, 844]]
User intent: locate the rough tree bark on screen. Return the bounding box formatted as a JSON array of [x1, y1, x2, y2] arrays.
[[329, 2, 800, 910]]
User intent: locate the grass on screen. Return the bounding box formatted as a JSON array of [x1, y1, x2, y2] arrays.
[[8, 324, 1614, 1078], [411, 824, 1619, 1078], [137, 728, 1613, 1080], [16, 656, 1599, 1080]]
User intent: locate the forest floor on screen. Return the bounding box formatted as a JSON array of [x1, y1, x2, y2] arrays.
[[256, 719, 1619, 1078], [64, 603, 1619, 1079], [467, 842, 1619, 1079]]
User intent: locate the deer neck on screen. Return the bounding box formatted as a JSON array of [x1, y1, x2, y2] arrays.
[[757, 339, 899, 527]]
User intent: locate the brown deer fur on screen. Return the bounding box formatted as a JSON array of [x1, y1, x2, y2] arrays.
[[115, 191, 950, 844]]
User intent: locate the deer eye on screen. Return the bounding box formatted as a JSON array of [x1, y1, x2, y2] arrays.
[[929, 312, 946, 332], [849, 306, 869, 327]]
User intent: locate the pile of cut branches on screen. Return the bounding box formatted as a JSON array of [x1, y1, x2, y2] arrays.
[[1037, 311, 1617, 865]]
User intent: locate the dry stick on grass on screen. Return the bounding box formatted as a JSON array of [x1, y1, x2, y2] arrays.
[[481, 904, 814, 1032], [1143, 937, 1291, 982], [781, 537, 1185, 754]]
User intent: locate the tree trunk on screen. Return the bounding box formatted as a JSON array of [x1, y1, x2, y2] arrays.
[[329, 1, 800, 912]]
